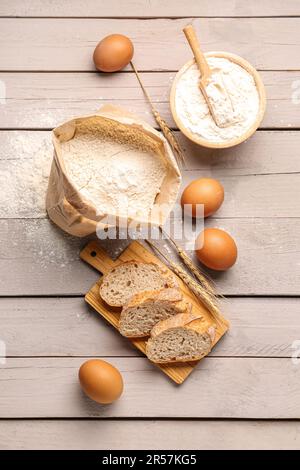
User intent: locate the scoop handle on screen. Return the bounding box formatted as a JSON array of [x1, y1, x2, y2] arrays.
[[183, 24, 211, 83]]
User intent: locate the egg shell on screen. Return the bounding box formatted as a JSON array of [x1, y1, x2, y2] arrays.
[[181, 178, 224, 218], [93, 34, 134, 72], [79, 359, 123, 404], [195, 228, 237, 271]]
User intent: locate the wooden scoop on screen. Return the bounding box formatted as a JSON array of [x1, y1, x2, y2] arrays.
[[183, 24, 236, 128]]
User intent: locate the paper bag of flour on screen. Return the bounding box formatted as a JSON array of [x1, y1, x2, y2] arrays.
[[46, 105, 181, 237]]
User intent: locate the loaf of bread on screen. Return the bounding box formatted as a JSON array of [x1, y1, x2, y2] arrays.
[[146, 312, 215, 363], [99, 261, 178, 307], [119, 288, 190, 338]]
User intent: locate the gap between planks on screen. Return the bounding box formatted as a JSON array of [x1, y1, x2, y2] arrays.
[[0, 293, 299, 298], [0, 356, 296, 360], [1, 417, 300, 421], [0, 69, 300, 72], [1, 16, 300, 20], [2, 128, 300, 132]]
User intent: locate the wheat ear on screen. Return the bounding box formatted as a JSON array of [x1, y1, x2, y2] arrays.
[[130, 61, 185, 168], [160, 227, 219, 298], [145, 240, 225, 328]]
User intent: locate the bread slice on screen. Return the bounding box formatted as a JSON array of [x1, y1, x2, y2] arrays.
[[146, 312, 216, 363], [99, 261, 178, 307], [119, 288, 190, 338]]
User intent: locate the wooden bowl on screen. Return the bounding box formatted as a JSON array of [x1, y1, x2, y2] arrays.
[[170, 51, 266, 149]]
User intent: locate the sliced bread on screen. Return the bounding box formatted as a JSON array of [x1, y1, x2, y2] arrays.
[[119, 288, 190, 338], [146, 312, 216, 363], [99, 261, 178, 307]]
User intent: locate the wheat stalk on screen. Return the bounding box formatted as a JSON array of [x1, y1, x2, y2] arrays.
[[160, 227, 219, 298], [145, 239, 225, 328], [130, 61, 185, 168]]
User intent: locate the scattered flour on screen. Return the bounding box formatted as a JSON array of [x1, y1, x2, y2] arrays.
[[175, 57, 260, 143], [61, 132, 167, 219], [0, 132, 52, 218]]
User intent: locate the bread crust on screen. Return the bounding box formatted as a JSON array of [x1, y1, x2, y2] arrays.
[[150, 312, 201, 337], [124, 287, 182, 309], [119, 288, 190, 338], [146, 312, 216, 363], [99, 260, 178, 307]]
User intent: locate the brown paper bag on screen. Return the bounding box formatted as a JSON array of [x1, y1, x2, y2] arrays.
[[46, 105, 181, 237]]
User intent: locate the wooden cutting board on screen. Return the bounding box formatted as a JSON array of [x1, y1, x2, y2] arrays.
[[81, 240, 229, 384]]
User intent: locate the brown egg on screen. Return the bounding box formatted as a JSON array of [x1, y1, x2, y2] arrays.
[[93, 34, 134, 72], [79, 359, 123, 404], [181, 178, 224, 218], [195, 228, 237, 271]]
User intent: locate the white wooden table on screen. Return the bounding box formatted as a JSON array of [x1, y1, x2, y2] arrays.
[[0, 0, 300, 450]]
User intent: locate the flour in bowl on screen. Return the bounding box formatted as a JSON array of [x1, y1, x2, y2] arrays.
[[175, 57, 260, 143], [61, 132, 167, 219]]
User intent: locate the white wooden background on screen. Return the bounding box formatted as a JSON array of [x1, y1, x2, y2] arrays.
[[0, 0, 300, 450]]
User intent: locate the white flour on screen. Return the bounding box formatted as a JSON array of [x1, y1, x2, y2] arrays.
[[175, 57, 260, 143], [61, 132, 167, 219]]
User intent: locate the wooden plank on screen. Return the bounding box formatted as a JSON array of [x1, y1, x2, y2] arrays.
[[1, 131, 300, 219], [0, 218, 299, 296], [0, 357, 299, 418], [1, 130, 300, 180], [0, 297, 138, 358], [1, 297, 299, 358], [0, 71, 299, 129], [2, 1, 300, 18], [1, 419, 300, 450], [200, 217, 300, 294], [1, 18, 300, 71], [0, 219, 98, 295], [181, 130, 300, 173]]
